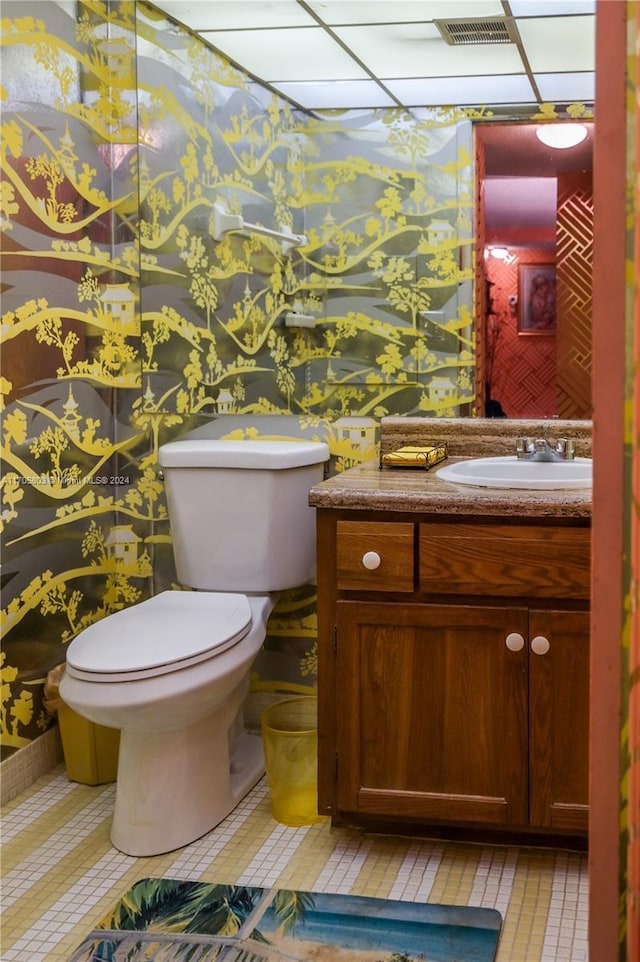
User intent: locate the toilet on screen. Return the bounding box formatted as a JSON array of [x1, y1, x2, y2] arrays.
[[60, 438, 329, 856]]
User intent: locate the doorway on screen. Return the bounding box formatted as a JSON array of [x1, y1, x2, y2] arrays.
[[475, 122, 594, 420]]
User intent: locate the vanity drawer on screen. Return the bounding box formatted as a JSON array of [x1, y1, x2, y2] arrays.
[[419, 523, 590, 599], [336, 521, 415, 592]]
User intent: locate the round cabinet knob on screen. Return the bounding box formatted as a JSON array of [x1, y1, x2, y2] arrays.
[[531, 635, 551, 656], [505, 632, 525, 652], [362, 551, 381, 570]]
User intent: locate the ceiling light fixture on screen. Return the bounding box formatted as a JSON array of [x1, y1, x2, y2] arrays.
[[486, 246, 518, 265], [535, 124, 588, 149]]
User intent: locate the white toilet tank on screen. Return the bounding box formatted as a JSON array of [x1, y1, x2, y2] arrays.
[[158, 438, 330, 591]]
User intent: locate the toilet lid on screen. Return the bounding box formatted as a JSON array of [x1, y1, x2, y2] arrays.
[[65, 591, 252, 679]]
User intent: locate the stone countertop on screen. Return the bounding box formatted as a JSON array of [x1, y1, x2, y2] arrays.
[[309, 457, 592, 521], [310, 418, 592, 519], [309, 417, 592, 521]]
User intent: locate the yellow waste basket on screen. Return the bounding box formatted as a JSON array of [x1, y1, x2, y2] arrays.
[[44, 663, 120, 785], [261, 696, 326, 827]]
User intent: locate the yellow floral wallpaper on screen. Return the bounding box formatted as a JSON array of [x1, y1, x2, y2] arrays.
[[0, 0, 594, 756], [1, 1, 145, 752]]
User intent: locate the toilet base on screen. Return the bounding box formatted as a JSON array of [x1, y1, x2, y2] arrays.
[[110, 709, 264, 856]]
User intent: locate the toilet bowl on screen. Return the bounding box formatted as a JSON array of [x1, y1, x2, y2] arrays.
[[62, 590, 275, 856], [59, 437, 330, 856]]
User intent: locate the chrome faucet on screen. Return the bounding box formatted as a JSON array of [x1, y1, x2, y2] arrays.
[[515, 437, 576, 462]]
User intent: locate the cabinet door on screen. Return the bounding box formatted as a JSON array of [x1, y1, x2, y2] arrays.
[[335, 601, 529, 826], [528, 609, 590, 832]]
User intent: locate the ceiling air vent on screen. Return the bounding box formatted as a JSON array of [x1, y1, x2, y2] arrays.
[[434, 17, 517, 46]]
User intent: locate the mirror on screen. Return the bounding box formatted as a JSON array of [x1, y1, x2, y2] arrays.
[[477, 121, 594, 419], [144, 1, 596, 423], [133, 4, 596, 424]]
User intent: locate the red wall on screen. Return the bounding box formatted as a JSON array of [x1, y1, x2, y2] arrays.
[[485, 246, 556, 418]]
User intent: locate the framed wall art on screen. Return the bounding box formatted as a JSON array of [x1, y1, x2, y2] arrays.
[[518, 264, 556, 334]]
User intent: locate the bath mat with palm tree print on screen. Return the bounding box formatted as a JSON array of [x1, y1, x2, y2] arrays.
[[70, 878, 502, 961]]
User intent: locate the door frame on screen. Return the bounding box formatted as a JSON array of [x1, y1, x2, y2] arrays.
[[590, 1, 626, 958]]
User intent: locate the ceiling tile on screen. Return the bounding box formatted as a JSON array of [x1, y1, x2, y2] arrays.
[[199, 27, 369, 81], [516, 15, 595, 72], [306, 0, 504, 25], [508, 1, 595, 15], [149, 1, 597, 111], [384, 74, 535, 107], [333, 23, 526, 78], [270, 80, 396, 109], [534, 71, 595, 103], [157, 1, 315, 30]]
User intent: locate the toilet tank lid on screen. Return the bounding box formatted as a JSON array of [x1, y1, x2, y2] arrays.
[[158, 438, 330, 469]]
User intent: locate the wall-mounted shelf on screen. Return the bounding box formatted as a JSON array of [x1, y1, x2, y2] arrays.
[[211, 202, 307, 254]]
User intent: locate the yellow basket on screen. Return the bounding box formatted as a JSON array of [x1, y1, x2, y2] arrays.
[[45, 663, 120, 785], [380, 444, 448, 469], [57, 703, 120, 785]]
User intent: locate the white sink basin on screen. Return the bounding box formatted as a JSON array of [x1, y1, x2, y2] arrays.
[[436, 456, 593, 490]]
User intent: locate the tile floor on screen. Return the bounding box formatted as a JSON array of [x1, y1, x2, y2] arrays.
[[1, 766, 588, 962]]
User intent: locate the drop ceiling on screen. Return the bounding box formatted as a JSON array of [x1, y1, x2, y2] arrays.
[[149, 0, 596, 111]]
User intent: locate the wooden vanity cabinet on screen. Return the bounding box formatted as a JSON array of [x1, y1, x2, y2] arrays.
[[316, 510, 590, 837]]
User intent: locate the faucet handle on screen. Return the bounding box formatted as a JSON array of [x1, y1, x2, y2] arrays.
[[515, 437, 533, 457], [555, 437, 576, 460]]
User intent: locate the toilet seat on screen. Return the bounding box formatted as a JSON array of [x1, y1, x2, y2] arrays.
[[65, 591, 252, 683]]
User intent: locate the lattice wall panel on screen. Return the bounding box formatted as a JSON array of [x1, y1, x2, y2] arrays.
[[556, 173, 593, 419]]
